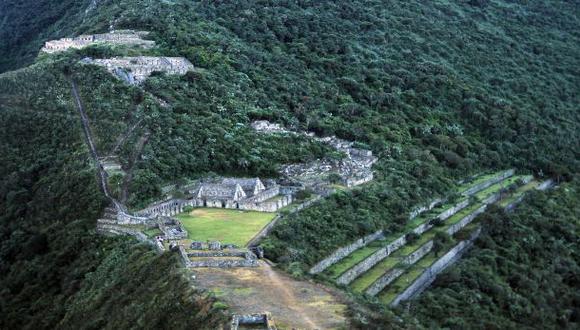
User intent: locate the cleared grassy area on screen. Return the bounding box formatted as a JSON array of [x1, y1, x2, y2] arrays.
[[176, 208, 276, 246], [325, 240, 386, 279]]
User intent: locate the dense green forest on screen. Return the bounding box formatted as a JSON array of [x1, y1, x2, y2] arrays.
[[1, 0, 578, 328], [348, 182, 580, 329], [409, 182, 580, 329]]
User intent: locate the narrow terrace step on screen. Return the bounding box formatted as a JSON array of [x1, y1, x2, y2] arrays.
[[355, 177, 526, 295]]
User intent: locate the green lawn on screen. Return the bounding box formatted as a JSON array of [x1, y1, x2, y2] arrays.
[[176, 208, 276, 246]]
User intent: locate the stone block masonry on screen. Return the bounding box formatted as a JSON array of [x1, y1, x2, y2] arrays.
[[41, 30, 155, 53], [334, 198, 468, 285], [390, 227, 482, 306], [231, 313, 277, 330], [365, 268, 406, 296], [84, 56, 194, 84], [461, 169, 515, 196], [409, 198, 443, 220], [309, 230, 385, 274]]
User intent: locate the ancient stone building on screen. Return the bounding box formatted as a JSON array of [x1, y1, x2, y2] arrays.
[[137, 177, 293, 216], [41, 30, 155, 53], [251, 120, 377, 189], [84, 56, 194, 84]]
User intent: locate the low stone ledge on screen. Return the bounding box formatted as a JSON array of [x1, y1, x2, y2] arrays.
[[187, 259, 259, 268]]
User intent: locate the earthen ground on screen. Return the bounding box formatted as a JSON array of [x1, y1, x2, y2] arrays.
[[193, 261, 348, 329]]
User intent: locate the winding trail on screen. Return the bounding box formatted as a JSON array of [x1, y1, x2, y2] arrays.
[[70, 79, 122, 210]]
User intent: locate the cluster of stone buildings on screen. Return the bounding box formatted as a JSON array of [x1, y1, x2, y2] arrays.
[[137, 177, 293, 217], [82, 56, 194, 84], [252, 120, 377, 190], [41, 30, 155, 53]]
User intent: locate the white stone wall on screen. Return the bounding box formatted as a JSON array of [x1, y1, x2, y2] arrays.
[[309, 230, 385, 274], [462, 169, 515, 196], [391, 227, 482, 306]]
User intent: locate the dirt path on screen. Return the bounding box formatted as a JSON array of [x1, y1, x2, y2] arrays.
[[193, 261, 348, 329]]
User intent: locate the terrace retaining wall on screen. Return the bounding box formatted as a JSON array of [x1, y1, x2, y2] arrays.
[[391, 227, 482, 306], [409, 198, 443, 220], [365, 268, 406, 296], [332, 199, 469, 283], [461, 169, 514, 196], [401, 241, 434, 266], [309, 229, 385, 275]]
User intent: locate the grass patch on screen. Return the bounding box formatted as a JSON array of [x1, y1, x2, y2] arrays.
[[350, 257, 400, 292], [176, 208, 276, 246], [143, 227, 163, 238], [378, 266, 427, 304]]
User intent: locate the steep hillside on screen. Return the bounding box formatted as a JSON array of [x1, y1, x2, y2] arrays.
[[0, 0, 578, 328], [0, 61, 226, 329], [409, 182, 580, 329]]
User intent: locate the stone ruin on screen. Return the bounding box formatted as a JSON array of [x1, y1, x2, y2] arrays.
[[136, 177, 293, 217], [41, 30, 155, 53], [252, 120, 377, 190], [157, 216, 187, 240], [230, 313, 277, 330], [82, 56, 194, 84]]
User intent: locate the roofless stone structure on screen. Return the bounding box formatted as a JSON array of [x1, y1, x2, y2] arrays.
[[41, 30, 155, 53], [82, 56, 194, 84]]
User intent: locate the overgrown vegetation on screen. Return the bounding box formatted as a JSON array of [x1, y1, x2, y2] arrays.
[[1, 0, 579, 328]]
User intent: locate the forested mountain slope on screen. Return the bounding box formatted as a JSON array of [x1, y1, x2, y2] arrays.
[[0, 0, 578, 328]]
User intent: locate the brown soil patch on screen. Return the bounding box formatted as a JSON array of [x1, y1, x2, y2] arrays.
[[193, 261, 348, 329]]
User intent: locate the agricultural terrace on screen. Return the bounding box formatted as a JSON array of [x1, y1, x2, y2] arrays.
[[176, 208, 276, 246]]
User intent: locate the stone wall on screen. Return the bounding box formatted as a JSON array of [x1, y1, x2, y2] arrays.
[[97, 224, 162, 252], [446, 204, 487, 235], [187, 258, 259, 268], [85, 56, 193, 84], [409, 198, 443, 220], [42, 30, 154, 53], [365, 268, 406, 296], [334, 198, 470, 284], [391, 227, 482, 306], [231, 313, 276, 330], [309, 230, 385, 274], [461, 169, 515, 196], [438, 199, 470, 221], [187, 250, 251, 258], [401, 241, 434, 265], [537, 179, 554, 191]]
